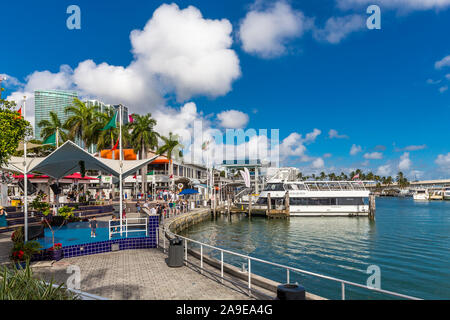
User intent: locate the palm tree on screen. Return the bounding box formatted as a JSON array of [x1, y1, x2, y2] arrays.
[[129, 114, 160, 193], [38, 111, 67, 146], [157, 132, 183, 191], [64, 98, 98, 150]]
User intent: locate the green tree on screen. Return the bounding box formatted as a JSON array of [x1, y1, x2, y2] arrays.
[[64, 98, 98, 150], [157, 132, 183, 191], [37, 111, 67, 145], [0, 93, 32, 166], [129, 114, 160, 193]]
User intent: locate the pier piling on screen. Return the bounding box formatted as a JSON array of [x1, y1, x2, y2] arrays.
[[369, 194, 376, 220]]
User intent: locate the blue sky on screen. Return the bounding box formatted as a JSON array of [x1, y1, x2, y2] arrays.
[[1, 0, 450, 179]]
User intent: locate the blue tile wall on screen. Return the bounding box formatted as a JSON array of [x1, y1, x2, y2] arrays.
[[60, 216, 159, 259]]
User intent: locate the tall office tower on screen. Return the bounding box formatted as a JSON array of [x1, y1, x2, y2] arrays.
[[34, 90, 78, 139]]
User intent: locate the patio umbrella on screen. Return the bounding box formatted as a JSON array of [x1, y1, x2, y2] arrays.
[[179, 189, 199, 195]]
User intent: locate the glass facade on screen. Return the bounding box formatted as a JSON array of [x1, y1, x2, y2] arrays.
[[34, 90, 78, 139]]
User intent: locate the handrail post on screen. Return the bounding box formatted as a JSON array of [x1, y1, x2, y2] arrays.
[[341, 282, 345, 300], [221, 250, 224, 284], [287, 269, 290, 284], [248, 258, 251, 296], [200, 244, 203, 274], [184, 239, 188, 265]]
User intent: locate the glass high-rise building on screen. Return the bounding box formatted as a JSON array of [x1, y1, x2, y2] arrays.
[[34, 90, 78, 139]]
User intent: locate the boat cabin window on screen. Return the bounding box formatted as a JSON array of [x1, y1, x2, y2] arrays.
[[290, 197, 365, 206], [285, 184, 306, 191], [264, 183, 285, 191]]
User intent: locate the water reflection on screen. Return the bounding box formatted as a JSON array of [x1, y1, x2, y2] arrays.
[[180, 198, 450, 299]]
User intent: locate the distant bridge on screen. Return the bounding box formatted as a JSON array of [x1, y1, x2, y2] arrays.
[[365, 179, 450, 189]]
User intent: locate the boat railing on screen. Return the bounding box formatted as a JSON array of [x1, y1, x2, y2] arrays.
[[160, 227, 421, 300]]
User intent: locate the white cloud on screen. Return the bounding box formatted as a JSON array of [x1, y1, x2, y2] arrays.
[[350, 144, 362, 155], [427, 78, 442, 85], [439, 85, 448, 93], [337, 0, 450, 11], [323, 153, 332, 158], [376, 164, 392, 176], [312, 157, 325, 169], [279, 132, 307, 158], [239, 1, 311, 58], [216, 110, 249, 129], [313, 15, 364, 44], [398, 152, 411, 170], [446, 74, 450, 80], [364, 152, 383, 159], [395, 144, 427, 152], [130, 3, 240, 101], [304, 128, 322, 143], [435, 152, 450, 172], [328, 129, 349, 139], [435, 55, 450, 69]]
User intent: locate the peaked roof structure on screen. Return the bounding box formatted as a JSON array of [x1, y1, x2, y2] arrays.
[[4, 141, 158, 179]]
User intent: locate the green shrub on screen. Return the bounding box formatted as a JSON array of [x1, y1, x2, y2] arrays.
[[0, 263, 79, 300]]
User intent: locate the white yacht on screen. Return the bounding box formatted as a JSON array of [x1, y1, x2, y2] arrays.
[[444, 187, 450, 200], [413, 189, 429, 201], [254, 180, 370, 217]]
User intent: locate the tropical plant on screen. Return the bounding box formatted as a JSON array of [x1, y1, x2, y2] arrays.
[[0, 94, 32, 166], [10, 240, 42, 262], [0, 263, 79, 300], [157, 132, 184, 191], [37, 111, 67, 146], [129, 113, 160, 193], [64, 98, 98, 150]]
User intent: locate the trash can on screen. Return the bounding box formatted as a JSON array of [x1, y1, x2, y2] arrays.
[[277, 284, 306, 300], [167, 237, 184, 267]]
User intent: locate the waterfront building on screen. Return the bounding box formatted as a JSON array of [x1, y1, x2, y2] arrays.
[[34, 90, 78, 139], [220, 159, 270, 194]]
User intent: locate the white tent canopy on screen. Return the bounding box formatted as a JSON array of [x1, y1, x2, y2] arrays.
[[19, 140, 158, 179]]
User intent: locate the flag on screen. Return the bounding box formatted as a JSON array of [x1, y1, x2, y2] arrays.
[[202, 140, 210, 151], [133, 174, 137, 179], [147, 171, 154, 176], [43, 133, 56, 146], [17, 108, 22, 117], [128, 114, 134, 123], [112, 138, 119, 151], [352, 174, 360, 180], [101, 111, 118, 131]]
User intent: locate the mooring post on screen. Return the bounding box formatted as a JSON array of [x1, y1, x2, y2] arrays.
[[267, 192, 271, 217], [248, 194, 252, 218], [227, 194, 231, 215], [369, 194, 376, 220], [285, 191, 290, 216]]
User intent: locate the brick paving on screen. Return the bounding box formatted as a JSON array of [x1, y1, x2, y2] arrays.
[[32, 248, 252, 300]]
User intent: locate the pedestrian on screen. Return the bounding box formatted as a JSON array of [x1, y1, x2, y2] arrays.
[[136, 200, 141, 214], [0, 206, 8, 228], [90, 216, 98, 238]]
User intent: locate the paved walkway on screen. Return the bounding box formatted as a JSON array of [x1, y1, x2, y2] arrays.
[[32, 249, 252, 300], [0, 231, 13, 266]]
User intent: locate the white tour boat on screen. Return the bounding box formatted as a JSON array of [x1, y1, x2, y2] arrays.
[[413, 189, 429, 201], [254, 180, 370, 217]]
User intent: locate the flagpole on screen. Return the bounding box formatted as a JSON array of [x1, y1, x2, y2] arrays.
[[56, 127, 59, 148], [23, 96, 28, 242], [119, 104, 123, 236]]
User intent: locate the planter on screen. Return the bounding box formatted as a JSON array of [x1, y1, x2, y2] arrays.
[[49, 249, 63, 261], [15, 261, 27, 269]]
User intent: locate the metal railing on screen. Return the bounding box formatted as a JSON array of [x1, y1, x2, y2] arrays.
[[160, 227, 421, 300], [108, 218, 148, 239]]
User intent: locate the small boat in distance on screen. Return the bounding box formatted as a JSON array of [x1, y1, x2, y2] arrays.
[[444, 187, 450, 200], [413, 189, 429, 201], [429, 189, 444, 200]]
